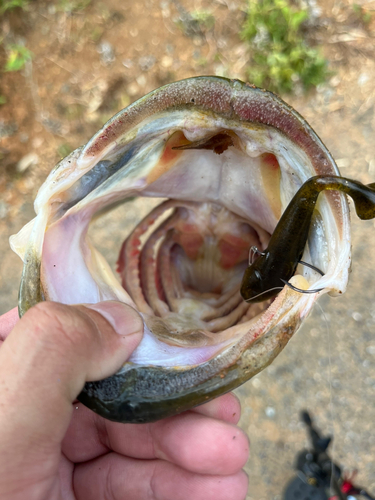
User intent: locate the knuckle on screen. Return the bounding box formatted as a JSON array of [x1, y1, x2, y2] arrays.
[[26, 302, 67, 339], [25, 301, 95, 354], [148, 462, 158, 500], [104, 460, 118, 500]]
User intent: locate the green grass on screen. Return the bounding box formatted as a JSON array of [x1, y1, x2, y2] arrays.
[[176, 7, 215, 36], [241, 0, 329, 94], [190, 9, 215, 31], [0, 0, 91, 72], [1, 1, 31, 71], [58, 143, 73, 158], [56, 0, 91, 13], [352, 3, 373, 26], [4, 44, 32, 71], [0, 0, 28, 14]]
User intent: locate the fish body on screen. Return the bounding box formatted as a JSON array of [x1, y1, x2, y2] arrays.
[[10, 77, 351, 423]]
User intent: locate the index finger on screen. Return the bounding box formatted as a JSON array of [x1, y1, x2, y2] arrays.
[[0, 307, 19, 342]]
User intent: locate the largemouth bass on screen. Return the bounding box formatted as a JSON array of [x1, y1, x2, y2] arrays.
[[10, 77, 351, 423]]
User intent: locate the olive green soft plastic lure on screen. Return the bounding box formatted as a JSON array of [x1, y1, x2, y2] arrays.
[[241, 175, 375, 303]]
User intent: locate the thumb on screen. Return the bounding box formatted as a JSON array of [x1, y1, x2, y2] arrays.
[[0, 300, 143, 457]]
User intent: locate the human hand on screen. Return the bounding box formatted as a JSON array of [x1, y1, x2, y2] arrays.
[[0, 302, 249, 500]]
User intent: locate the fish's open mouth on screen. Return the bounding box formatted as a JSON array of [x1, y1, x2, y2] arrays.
[[10, 77, 351, 422], [116, 130, 278, 353]]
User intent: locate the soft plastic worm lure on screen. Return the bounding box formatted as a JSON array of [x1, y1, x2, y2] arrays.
[[241, 175, 375, 303]]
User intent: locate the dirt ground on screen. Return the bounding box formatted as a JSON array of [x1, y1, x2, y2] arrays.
[[1, 0, 375, 498]]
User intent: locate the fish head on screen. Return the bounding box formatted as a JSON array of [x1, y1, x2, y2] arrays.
[[10, 77, 351, 423]]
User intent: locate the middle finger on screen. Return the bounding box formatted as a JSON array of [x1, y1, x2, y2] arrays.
[[63, 404, 249, 476]]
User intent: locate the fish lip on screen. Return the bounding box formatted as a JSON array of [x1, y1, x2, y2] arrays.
[[12, 76, 351, 423], [77, 284, 307, 423]]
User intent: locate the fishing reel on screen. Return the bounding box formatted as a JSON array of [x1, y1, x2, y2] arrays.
[[283, 411, 374, 500]]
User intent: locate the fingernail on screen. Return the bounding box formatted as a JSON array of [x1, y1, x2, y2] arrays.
[[230, 391, 241, 405], [86, 301, 143, 337]]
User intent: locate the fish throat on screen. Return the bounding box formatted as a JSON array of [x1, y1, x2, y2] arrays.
[[118, 198, 269, 346]]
